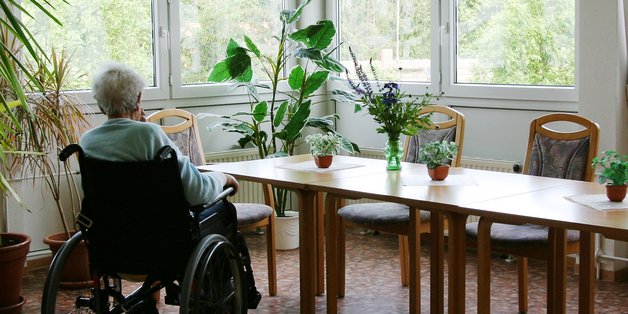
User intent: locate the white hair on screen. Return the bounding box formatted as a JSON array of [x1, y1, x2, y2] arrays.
[[92, 62, 146, 117]]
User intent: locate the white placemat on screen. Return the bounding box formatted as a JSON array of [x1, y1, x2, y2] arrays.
[[402, 175, 478, 186], [275, 160, 364, 173], [565, 194, 628, 211]]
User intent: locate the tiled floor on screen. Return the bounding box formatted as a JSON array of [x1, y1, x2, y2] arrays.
[[22, 229, 628, 313]]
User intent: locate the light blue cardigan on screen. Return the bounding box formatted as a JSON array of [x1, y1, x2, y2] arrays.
[[80, 118, 227, 206]]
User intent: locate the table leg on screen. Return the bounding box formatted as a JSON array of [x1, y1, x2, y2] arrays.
[[325, 194, 341, 314], [477, 217, 494, 314], [445, 212, 468, 314], [548, 227, 567, 314], [430, 212, 445, 314], [296, 189, 317, 314], [316, 192, 325, 296], [579, 231, 595, 314], [409, 205, 422, 313]]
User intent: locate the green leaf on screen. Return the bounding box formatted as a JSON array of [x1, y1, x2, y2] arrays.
[[281, 100, 311, 141], [238, 136, 252, 148], [288, 65, 305, 90], [306, 117, 334, 128], [287, 0, 312, 23], [273, 101, 289, 127], [244, 36, 261, 58], [226, 39, 240, 57], [303, 71, 329, 97], [208, 48, 252, 82], [313, 53, 346, 72], [253, 101, 268, 122], [289, 20, 335, 50], [207, 60, 232, 82], [293, 48, 322, 60]]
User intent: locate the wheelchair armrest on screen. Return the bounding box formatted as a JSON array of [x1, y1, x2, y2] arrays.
[[192, 187, 234, 213]]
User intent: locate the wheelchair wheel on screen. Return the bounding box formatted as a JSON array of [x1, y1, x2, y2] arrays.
[[41, 231, 122, 313], [180, 234, 247, 314]]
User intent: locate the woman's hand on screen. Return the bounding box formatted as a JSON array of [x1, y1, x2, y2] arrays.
[[224, 174, 239, 196]]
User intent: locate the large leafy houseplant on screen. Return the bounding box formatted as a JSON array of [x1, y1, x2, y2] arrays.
[[1, 1, 72, 232], [0, 1, 74, 310], [206, 0, 357, 216]]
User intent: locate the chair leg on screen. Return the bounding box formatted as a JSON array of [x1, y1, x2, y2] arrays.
[[517, 257, 528, 313], [266, 218, 277, 296], [398, 235, 409, 287], [338, 214, 346, 297]]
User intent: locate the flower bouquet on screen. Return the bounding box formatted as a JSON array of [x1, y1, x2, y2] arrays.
[[336, 47, 437, 170]]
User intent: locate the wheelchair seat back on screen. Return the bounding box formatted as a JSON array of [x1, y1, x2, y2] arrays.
[[75, 145, 196, 280]]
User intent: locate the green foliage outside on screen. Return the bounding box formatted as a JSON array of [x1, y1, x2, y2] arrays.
[[22, 0, 154, 89], [457, 0, 575, 86]]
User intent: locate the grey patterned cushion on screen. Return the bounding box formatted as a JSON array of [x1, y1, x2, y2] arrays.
[[235, 203, 273, 226], [466, 222, 580, 249], [338, 202, 431, 228], [527, 133, 590, 181], [405, 127, 457, 163], [166, 130, 206, 167]]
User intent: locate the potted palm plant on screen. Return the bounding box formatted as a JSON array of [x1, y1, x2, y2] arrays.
[[418, 141, 459, 181], [592, 150, 628, 202], [305, 132, 348, 168], [0, 2, 78, 312]]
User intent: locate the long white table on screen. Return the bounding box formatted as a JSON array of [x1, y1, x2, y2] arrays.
[[202, 155, 628, 313]]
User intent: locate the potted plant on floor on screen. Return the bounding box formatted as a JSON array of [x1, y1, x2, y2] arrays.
[[305, 132, 349, 168], [205, 0, 358, 248], [0, 2, 79, 312], [592, 150, 628, 202], [418, 141, 459, 181]]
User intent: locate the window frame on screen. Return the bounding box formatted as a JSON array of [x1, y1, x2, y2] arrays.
[[440, 0, 579, 110]]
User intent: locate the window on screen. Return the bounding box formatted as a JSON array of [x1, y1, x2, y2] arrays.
[[454, 0, 575, 87], [442, 0, 576, 104], [22, 0, 156, 90], [171, 0, 285, 98], [338, 0, 431, 83]]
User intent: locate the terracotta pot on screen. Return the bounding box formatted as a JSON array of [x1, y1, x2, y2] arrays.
[[0, 233, 31, 312], [606, 184, 627, 202], [43, 231, 91, 289], [314, 155, 333, 168], [428, 165, 450, 181]]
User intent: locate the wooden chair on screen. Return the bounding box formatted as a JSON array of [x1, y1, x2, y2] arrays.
[[466, 113, 600, 313], [337, 105, 465, 287], [147, 108, 277, 296]]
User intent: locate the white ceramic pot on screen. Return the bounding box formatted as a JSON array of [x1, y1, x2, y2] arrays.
[[274, 210, 299, 250]]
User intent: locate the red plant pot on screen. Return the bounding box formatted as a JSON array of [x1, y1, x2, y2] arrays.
[[314, 155, 333, 168], [428, 165, 450, 181], [0, 233, 31, 311], [43, 231, 91, 289], [606, 184, 627, 202]]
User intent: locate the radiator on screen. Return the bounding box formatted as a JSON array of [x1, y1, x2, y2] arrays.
[[205, 149, 516, 223]]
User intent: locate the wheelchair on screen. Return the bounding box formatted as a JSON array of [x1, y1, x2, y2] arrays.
[[41, 144, 261, 313]]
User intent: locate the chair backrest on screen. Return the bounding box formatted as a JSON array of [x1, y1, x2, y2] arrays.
[[147, 109, 206, 166], [403, 105, 466, 166], [523, 113, 600, 182], [69, 144, 196, 278]]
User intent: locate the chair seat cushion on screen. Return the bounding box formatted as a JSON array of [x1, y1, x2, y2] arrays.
[[338, 202, 430, 228], [235, 203, 273, 225], [466, 222, 580, 249]]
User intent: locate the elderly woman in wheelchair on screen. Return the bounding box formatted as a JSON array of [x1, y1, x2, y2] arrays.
[[41, 62, 260, 313]]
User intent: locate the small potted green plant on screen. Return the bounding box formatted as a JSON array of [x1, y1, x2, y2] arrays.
[[305, 132, 347, 168], [418, 141, 459, 180], [592, 150, 628, 202]]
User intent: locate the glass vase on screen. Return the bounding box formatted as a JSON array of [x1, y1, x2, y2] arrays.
[[384, 138, 403, 171]]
